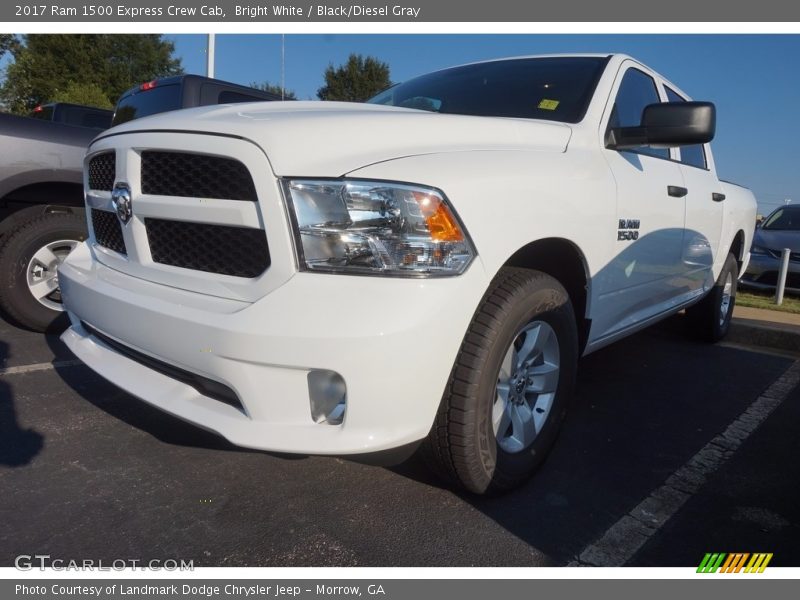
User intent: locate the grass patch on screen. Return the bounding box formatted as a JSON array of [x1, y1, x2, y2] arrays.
[[737, 289, 800, 314]]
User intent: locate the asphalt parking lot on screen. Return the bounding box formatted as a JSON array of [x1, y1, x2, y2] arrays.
[[1, 314, 798, 567]]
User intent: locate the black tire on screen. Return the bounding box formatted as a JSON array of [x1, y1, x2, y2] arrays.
[[0, 212, 87, 333], [422, 267, 578, 495], [685, 252, 738, 343]]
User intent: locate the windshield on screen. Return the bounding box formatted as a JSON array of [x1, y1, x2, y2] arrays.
[[113, 84, 182, 126], [368, 56, 609, 123], [762, 206, 800, 231]]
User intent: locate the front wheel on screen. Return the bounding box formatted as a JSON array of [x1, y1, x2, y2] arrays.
[[0, 212, 87, 332], [422, 267, 578, 494], [685, 252, 738, 343]]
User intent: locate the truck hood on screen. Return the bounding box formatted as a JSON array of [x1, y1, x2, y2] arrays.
[[97, 101, 572, 176], [754, 228, 800, 253]]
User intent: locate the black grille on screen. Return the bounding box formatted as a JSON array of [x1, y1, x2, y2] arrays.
[[81, 322, 244, 413], [88, 152, 115, 191], [141, 151, 257, 201], [91, 209, 126, 254], [145, 218, 269, 278]]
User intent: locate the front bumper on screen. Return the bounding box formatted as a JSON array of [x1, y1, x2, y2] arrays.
[[741, 253, 800, 294], [60, 242, 486, 454]]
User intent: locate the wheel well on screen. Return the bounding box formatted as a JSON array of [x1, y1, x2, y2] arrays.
[[503, 238, 590, 352], [2, 181, 84, 208], [729, 230, 745, 272], [1, 182, 85, 237]]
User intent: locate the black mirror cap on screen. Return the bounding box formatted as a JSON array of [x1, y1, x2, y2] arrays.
[[607, 101, 716, 150]]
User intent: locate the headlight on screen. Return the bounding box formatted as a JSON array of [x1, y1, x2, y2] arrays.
[[282, 179, 475, 276], [750, 245, 770, 256]]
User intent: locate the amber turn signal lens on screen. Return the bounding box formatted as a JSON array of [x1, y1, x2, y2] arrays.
[[412, 192, 465, 242]]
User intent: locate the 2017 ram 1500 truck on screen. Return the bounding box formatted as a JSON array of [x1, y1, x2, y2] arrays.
[[59, 55, 757, 494]]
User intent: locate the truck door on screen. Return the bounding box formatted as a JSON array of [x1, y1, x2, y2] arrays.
[[664, 86, 724, 294], [594, 65, 688, 339]]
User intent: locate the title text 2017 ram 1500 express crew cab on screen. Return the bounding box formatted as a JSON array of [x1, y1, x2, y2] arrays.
[[59, 55, 756, 494]]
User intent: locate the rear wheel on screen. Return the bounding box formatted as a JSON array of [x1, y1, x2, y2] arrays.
[[686, 252, 738, 342], [422, 267, 578, 494], [0, 212, 87, 332]]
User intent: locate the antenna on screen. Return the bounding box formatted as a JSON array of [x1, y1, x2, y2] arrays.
[[281, 34, 285, 100]]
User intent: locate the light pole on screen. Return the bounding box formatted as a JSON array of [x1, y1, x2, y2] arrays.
[[207, 33, 215, 78]]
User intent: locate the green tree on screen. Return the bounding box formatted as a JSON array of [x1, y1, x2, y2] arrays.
[[316, 54, 391, 102], [250, 81, 297, 100], [0, 34, 182, 114], [50, 82, 114, 109], [0, 34, 20, 60]]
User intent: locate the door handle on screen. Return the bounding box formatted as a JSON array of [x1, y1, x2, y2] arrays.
[[668, 185, 688, 198], [712, 193, 726, 202]]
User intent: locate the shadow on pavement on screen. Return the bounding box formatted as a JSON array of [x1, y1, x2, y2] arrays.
[[45, 332, 308, 460], [0, 339, 44, 467], [26, 313, 795, 566], [391, 315, 795, 564]]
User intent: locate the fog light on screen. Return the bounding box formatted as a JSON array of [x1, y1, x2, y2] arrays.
[[308, 369, 346, 425]]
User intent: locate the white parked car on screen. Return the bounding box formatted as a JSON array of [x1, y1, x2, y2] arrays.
[[59, 54, 756, 494]]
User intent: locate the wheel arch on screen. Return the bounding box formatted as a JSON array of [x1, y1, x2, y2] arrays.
[[0, 180, 86, 239], [728, 229, 746, 272], [502, 237, 591, 353]]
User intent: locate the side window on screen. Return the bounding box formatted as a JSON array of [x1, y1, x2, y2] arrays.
[[665, 87, 707, 169], [218, 90, 271, 104], [609, 68, 669, 160]]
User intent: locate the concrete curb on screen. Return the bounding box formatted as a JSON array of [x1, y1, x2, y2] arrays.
[[728, 318, 800, 354]]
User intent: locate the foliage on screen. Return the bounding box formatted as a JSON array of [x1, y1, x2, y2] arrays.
[[50, 82, 114, 109], [737, 290, 800, 314], [0, 34, 20, 60], [250, 81, 297, 100], [0, 35, 182, 114], [316, 54, 391, 102]]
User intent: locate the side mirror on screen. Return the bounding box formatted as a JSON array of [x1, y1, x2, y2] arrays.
[[606, 101, 716, 150]]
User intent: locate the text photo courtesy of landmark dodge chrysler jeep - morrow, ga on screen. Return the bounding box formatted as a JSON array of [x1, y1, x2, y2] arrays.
[[57, 54, 756, 494]]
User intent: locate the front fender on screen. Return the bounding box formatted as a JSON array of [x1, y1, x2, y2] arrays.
[[346, 148, 616, 283]]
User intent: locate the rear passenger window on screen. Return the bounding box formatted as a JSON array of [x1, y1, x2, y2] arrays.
[[609, 68, 669, 160], [218, 91, 270, 104], [665, 87, 708, 169]]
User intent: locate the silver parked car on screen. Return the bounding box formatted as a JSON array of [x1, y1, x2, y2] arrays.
[[741, 205, 800, 294]]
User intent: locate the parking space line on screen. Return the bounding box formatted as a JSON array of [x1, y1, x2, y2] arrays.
[[572, 359, 800, 567], [0, 359, 83, 376]]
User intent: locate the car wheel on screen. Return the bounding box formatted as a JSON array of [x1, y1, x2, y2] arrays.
[[0, 212, 87, 332], [686, 252, 738, 343], [422, 267, 578, 494]]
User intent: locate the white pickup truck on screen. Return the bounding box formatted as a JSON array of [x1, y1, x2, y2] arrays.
[[59, 54, 756, 494]]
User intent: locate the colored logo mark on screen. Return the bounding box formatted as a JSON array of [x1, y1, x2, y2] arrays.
[[697, 553, 773, 573]]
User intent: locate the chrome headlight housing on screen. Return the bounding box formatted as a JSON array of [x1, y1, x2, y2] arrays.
[[282, 179, 476, 276]]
